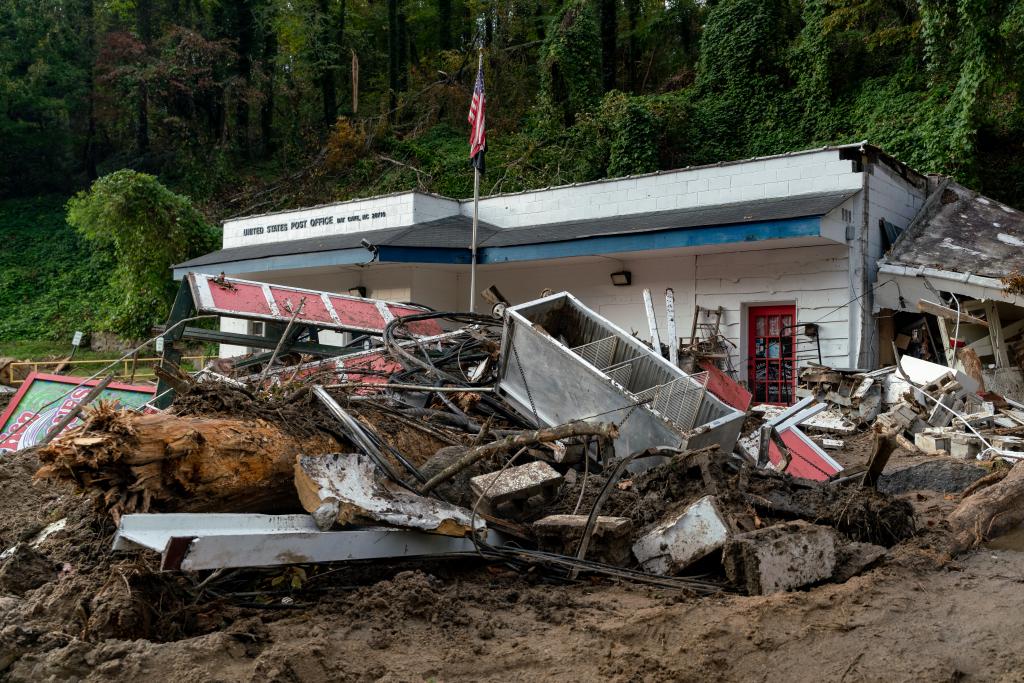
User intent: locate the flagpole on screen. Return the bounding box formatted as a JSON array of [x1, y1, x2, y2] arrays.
[[470, 164, 479, 313], [469, 49, 482, 314]]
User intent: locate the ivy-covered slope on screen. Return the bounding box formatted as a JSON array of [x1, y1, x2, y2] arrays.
[[0, 197, 111, 343]]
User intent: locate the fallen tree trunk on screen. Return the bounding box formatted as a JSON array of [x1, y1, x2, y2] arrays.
[[36, 406, 341, 520], [948, 462, 1024, 552]]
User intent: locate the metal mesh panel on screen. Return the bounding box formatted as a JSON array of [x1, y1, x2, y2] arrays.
[[570, 336, 618, 369], [632, 372, 709, 431], [604, 359, 635, 387]]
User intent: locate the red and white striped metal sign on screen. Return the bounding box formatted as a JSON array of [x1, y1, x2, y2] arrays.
[[251, 328, 473, 387], [187, 273, 443, 337]]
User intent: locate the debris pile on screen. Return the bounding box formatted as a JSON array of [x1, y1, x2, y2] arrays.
[[5, 270, 1023, 653]]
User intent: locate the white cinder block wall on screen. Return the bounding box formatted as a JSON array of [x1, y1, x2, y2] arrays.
[[468, 150, 862, 228]]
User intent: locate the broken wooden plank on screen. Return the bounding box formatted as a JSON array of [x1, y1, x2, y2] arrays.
[[294, 453, 484, 537], [917, 299, 989, 328]]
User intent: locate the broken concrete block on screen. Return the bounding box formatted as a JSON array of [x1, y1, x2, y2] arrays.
[[909, 418, 931, 435], [875, 401, 920, 434], [470, 461, 563, 509], [821, 438, 844, 450], [856, 388, 882, 423], [915, 431, 952, 454], [993, 436, 1024, 451], [927, 393, 956, 428], [950, 434, 982, 459], [632, 495, 730, 575], [533, 515, 632, 565], [898, 355, 980, 398], [722, 521, 837, 595]]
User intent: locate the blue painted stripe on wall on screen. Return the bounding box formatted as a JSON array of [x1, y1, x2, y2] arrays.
[[479, 217, 822, 264], [377, 246, 472, 264], [174, 217, 822, 278]]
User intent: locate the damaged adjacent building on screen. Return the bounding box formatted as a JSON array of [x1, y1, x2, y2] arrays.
[[875, 180, 1024, 398], [175, 142, 933, 404]]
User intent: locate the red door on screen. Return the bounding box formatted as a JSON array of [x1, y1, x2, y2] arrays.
[[748, 305, 796, 405]]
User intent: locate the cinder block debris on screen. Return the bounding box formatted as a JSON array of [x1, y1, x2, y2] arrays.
[[722, 520, 837, 595], [470, 461, 563, 510], [534, 515, 632, 565], [632, 495, 731, 575], [915, 430, 952, 454], [950, 433, 982, 459]]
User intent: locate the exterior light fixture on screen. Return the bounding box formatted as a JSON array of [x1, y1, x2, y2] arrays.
[[348, 286, 367, 298], [610, 270, 632, 286]]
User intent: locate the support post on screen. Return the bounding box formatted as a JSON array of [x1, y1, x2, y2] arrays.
[[642, 288, 662, 357], [666, 288, 678, 366], [155, 279, 196, 409], [470, 166, 480, 313]]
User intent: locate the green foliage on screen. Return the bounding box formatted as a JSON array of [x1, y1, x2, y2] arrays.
[[0, 197, 111, 342], [0, 0, 90, 197], [603, 93, 659, 177], [6, 0, 1024, 344], [66, 171, 219, 338], [539, 0, 603, 126]]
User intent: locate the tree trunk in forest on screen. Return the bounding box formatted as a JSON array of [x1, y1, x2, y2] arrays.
[[136, 0, 152, 154], [317, 0, 337, 126], [337, 0, 347, 111], [260, 30, 277, 156], [387, 0, 399, 113], [625, 0, 639, 92], [36, 411, 342, 520], [484, 1, 493, 46], [397, 8, 408, 90], [438, 0, 452, 50], [84, 0, 98, 181], [600, 0, 617, 91], [235, 0, 256, 150]]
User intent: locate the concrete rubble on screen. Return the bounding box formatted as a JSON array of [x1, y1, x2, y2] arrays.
[[722, 521, 838, 595]]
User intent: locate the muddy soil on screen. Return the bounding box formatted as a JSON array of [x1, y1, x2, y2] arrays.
[[4, 546, 1023, 682], [3, 435, 1024, 681]]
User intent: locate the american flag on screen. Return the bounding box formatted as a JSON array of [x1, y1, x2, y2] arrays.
[[467, 59, 486, 173]]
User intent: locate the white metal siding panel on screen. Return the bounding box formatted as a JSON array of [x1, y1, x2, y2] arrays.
[[464, 255, 699, 343], [695, 245, 852, 374]]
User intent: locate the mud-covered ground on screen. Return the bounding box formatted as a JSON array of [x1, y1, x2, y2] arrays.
[[3, 436, 1024, 682]]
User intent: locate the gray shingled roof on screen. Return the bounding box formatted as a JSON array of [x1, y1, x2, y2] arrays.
[[886, 181, 1024, 279], [479, 190, 858, 247], [175, 190, 857, 269], [175, 215, 499, 269]]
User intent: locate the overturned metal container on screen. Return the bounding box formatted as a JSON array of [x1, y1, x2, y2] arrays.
[[498, 292, 745, 468]]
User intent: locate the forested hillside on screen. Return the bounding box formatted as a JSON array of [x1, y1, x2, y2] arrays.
[[3, 0, 1024, 341]]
